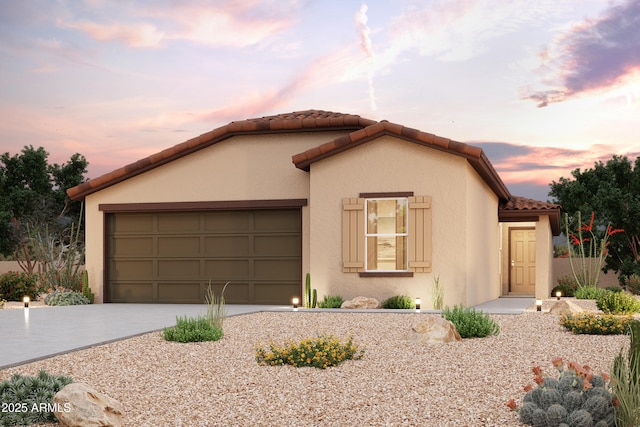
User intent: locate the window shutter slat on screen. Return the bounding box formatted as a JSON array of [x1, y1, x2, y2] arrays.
[[342, 198, 365, 272], [408, 196, 432, 272]]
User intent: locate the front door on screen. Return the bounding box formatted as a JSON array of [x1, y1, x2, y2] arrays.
[[509, 228, 536, 295]]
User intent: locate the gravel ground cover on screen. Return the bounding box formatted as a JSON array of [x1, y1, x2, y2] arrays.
[[0, 301, 631, 427]]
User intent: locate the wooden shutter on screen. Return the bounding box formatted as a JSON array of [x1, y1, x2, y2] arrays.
[[342, 198, 365, 272], [408, 196, 432, 272]]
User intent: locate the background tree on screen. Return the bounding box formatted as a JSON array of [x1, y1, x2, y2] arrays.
[[549, 155, 640, 282], [0, 146, 88, 272]]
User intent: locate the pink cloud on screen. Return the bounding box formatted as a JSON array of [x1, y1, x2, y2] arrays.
[[62, 20, 165, 48], [478, 142, 639, 186], [60, 1, 300, 49], [526, 0, 640, 107]]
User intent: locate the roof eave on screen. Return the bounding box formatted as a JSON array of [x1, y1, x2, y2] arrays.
[[499, 208, 562, 236]]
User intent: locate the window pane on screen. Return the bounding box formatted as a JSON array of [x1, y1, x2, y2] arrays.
[[367, 236, 407, 270]]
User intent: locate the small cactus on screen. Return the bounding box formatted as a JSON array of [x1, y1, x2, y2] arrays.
[[303, 273, 317, 308], [546, 404, 568, 427], [541, 389, 563, 410], [533, 408, 548, 427], [563, 391, 584, 413], [582, 396, 609, 421], [520, 402, 539, 425], [567, 409, 593, 427]]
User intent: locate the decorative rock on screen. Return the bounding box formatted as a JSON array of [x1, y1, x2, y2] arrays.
[[53, 382, 124, 427], [409, 317, 462, 344], [548, 300, 584, 316], [341, 296, 381, 309]]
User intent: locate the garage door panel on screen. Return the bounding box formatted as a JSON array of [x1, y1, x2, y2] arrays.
[[254, 235, 300, 256], [108, 237, 153, 257], [254, 259, 300, 279], [110, 260, 154, 280], [158, 283, 201, 302], [205, 236, 250, 256], [205, 259, 250, 279], [111, 283, 154, 301], [158, 236, 201, 256], [254, 283, 298, 302], [254, 210, 299, 231], [210, 282, 250, 302], [110, 214, 154, 233], [158, 213, 200, 232], [205, 212, 252, 232], [158, 260, 200, 278]]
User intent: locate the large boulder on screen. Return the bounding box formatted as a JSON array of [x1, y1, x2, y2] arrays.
[[548, 299, 584, 316], [53, 382, 124, 427], [409, 317, 462, 344], [341, 296, 380, 309]]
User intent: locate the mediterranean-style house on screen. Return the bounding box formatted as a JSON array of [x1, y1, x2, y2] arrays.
[[67, 110, 560, 307]]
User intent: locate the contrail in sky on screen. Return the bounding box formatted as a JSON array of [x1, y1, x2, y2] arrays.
[[355, 3, 377, 111]]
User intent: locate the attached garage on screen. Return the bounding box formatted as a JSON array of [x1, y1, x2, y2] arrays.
[[104, 205, 303, 304]]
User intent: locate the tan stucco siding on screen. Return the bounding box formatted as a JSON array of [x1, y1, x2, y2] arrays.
[[535, 215, 554, 300], [83, 132, 344, 302], [465, 163, 501, 307], [308, 136, 472, 307]]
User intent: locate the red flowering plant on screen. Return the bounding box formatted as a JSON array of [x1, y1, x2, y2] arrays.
[[507, 358, 617, 426], [565, 211, 624, 289]]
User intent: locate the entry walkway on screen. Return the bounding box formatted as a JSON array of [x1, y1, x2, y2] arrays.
[[0, 297, 533, 370]]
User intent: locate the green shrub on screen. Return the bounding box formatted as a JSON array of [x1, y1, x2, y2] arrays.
[[604, 286, 623, 293], [441, 305, 500, 338], [382, 294, 415, 309], [0, 271, 41, 301], [317, 295, 344, 308], [574, 285, 607, 300], [162, 316, 223, 343], [596, 290, 640, 314], [623, 273, 640, 295], [0, 370, 73, 426], [552, 275, 578, 297], [255, 334, 365, 369], [508, 359, 615, 427], [560, 312, 634, 335], [44, 289, 90, 306]]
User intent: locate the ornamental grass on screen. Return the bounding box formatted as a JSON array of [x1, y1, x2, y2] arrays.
[[560, 312, 635, 335], [254, 333, 365, 369]]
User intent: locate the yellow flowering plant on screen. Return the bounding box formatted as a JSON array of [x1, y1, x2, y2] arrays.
[[254, 333, 365, 369], [560, 312, 634, 335]]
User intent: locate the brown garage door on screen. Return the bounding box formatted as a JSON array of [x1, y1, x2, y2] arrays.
[[106, 209, 301, 304]]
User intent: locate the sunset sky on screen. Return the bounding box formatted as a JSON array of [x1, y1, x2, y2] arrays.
[[1, 0, 638, 202]]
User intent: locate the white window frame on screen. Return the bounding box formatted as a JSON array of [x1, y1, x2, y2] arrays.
[[364, 197, 409, 272]]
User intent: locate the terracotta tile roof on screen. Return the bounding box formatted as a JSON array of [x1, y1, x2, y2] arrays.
[[500, 196, 559, 211], [499, 196, 561, 235], [67, 109, 560, 235], [67, 110, 375, 200], [292, 120, 512, 201]]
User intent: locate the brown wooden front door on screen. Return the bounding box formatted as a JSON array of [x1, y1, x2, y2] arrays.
[[509, 228, 536, 295]]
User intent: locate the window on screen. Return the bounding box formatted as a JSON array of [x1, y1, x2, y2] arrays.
[[365, 198, 408, 271], [342, 194, 432, 276]]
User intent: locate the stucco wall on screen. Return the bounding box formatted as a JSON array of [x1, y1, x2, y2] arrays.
[[465, 163, 501, 307], [307, 135, 495, 308], [83, 132, 345, 302]]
